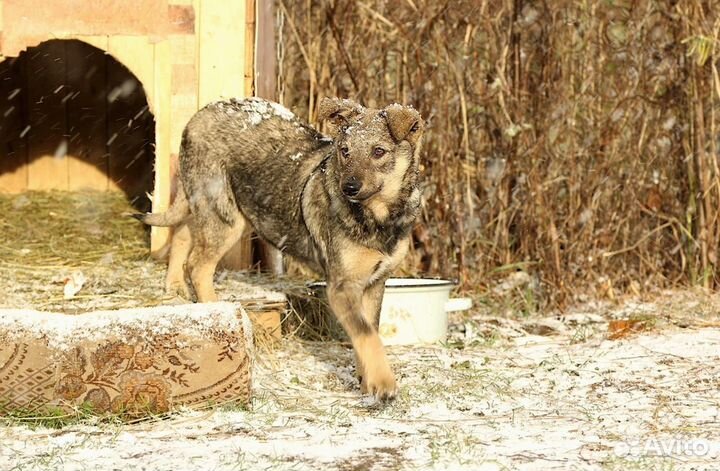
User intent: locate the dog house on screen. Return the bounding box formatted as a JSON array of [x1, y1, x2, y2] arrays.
[[0, 2, 285, 417], [0, 0, 276, 261]]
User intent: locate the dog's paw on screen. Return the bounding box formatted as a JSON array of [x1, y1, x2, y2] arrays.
[[355, 353, 365, 384], [361, 366, 398, 401], [165, 281, 191, 299]]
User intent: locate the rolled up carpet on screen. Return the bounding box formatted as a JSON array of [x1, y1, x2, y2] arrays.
[[0, 302, 253, 417]]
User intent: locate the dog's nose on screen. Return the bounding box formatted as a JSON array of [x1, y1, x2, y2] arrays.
[[342, 177, 362, 198]]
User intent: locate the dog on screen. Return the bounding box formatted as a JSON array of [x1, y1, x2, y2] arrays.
[[134, 97, 425, 400]]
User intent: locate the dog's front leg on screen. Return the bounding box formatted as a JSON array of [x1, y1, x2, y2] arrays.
[[353, 278, 389, 387], [362, 278, 387, 329], [327, 281, 397, 400]]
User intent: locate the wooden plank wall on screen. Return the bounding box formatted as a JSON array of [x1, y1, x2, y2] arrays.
[[197, 0, 247, 107], [0, 0, 261, 263], [0, 39, 155, 208]]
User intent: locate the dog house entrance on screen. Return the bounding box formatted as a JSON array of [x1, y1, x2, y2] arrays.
[[0, 39, 155, 211]]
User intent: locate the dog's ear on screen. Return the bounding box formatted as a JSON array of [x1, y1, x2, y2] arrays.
[[317, 97, 362, 134], [383, 104, 424, 147]]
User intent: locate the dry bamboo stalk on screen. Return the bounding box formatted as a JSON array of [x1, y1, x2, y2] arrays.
[[273, 0, 720, 306]]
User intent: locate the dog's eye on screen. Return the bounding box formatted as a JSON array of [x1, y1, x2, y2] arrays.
[[340, 146, 350, 158], [373, 147, 386, 158]]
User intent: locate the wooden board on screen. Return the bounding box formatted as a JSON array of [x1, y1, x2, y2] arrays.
[[151, 39, 172, 253], [169, 34, 198, 154], [197, 0, 246, 106], [197, 0, 252, 267], [107, 55, 155, 208], [107, 36, 155, 113], [255, 0, 276, 100], [26, 40, 69, 190], [105, 36, 157, 211], [0, 56, 29, 192], [247, 310, 282, 344], [254, 0, 283, 274], [66, 37, 109, 191], [1, 0, 172, 56], [244, 0, 256, 97]]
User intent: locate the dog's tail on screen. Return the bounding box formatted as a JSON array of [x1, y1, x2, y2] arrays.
[[131, 180, 190, 227]]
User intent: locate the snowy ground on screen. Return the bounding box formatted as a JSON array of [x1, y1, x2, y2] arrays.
[[3, 291, 720, 471]]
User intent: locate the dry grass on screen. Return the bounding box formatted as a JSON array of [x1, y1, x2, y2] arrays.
[[0, 191, 297, 352], [277, 0, 720, 308], [0, 190, 147, 268], [0, 190, 161, 313]]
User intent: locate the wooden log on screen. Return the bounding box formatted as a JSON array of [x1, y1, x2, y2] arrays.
[[0, 302, 253, 417]]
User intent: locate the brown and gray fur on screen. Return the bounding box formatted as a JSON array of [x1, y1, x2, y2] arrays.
[[135, 97, 425, 400]]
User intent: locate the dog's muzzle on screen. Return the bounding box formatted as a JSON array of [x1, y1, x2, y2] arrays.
[[342, 177, 362, 198]]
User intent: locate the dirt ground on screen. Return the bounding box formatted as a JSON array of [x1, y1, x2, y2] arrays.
[[3, 290, 720, 471]]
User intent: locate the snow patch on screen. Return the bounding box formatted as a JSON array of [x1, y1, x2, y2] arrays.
[[211, 98, 296, 127], [4, 295, 720, 470], [0, 302, 246, 351]]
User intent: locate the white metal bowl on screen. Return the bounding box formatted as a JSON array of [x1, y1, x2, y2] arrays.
[[378, 278, 472, 345]]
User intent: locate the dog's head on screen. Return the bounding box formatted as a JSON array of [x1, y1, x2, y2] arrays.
[[318, 97, 424, 219]]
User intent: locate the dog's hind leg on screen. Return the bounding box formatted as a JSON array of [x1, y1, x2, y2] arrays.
[[165, 222, 192, 298], [187, 215, 246, 303], [326, 281, 397, 400]]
